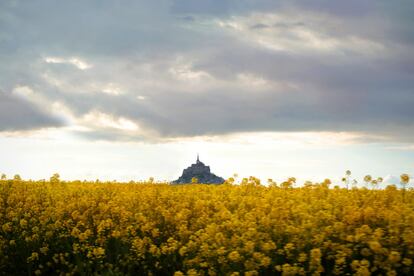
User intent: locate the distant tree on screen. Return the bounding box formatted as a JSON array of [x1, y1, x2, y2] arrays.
[[13, 174, 21, 181], [1, 174, 6, 180], [148, 177, 154, 184]]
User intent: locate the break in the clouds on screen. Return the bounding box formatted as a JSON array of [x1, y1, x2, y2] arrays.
[[1, 0, 413, 142]]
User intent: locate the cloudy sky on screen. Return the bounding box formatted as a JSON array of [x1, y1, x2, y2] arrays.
[[1, 0, 413, 185]]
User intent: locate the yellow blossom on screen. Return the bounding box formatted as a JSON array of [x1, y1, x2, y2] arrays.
[[228, 251, 241, 262], [19, 219, 28, 229]]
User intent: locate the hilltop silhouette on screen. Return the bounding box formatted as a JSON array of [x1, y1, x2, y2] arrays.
[[172, 155, 224, 184]]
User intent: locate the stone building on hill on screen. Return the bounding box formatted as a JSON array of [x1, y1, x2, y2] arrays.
[[172, 155, 225, 184]]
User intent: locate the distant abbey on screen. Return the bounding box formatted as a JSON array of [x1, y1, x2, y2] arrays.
[[172, 155, 225, 184]]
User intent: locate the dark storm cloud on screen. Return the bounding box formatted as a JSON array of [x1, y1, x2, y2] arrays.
[[0, 0, 413, 141]]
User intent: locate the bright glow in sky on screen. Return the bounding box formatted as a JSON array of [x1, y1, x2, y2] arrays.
[[1, 130, 413, 187], [0, 0, 413, 186]]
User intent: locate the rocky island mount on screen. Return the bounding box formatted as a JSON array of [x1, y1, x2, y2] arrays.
[[172, 155, 225, 184]]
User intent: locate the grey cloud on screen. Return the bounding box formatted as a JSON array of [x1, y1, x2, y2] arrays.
[[273, 22, 305, 28], [170, 0, 231, 15], [169, 0, 376, 17], [0, 91, 63, 131], [0, 1, 202, 58], [250, 23, 269, 29], [179, 15, 195, 22], [0, 0, 413, 142], [291, 0, 374, 17]]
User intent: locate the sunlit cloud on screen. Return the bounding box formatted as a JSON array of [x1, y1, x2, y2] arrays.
[[44, 56, 92, 70], [236, 73, 270, 89], [12, 85, 35, 98], [168, 58, 212, 82], [101, 83, 123, 96], [216, 13, 386, 55], [164, 131, 379, 149], [81, 111, 139, 131]]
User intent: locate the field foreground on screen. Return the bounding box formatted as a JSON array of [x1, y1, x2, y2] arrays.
[[1, 179, 413, 275]]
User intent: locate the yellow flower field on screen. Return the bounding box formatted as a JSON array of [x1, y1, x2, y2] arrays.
[[0, 177, 413, 275]]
